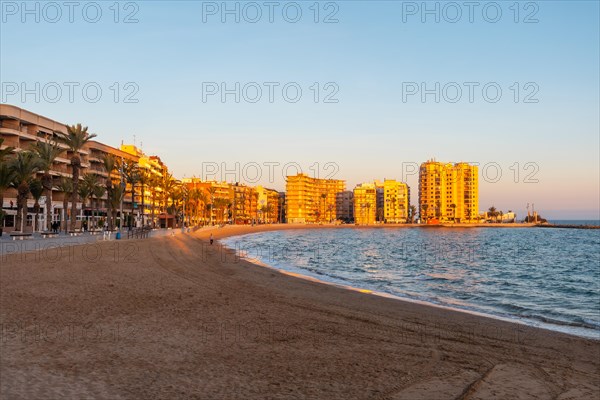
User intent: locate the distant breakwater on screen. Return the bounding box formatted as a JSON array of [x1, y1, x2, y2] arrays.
[[536, 224, 600, 230]]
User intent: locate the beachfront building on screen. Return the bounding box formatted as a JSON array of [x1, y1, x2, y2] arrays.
[[87, 140, 139, 229], [0, 104, 174, 232], [278, 192, 286, 223], [285, 173, 346, 223], [336, 191, 354, 222], [353, 183, 377, 225], [374, 180, 385, 222], [181, 177, 228, 225], [256, 185, 281, 223], [383, 179, 409, 223], [232, 183, 257, 224], [120, 144, 168, 227], [418, 160, 479, 223], [183, 179, 233, 225]]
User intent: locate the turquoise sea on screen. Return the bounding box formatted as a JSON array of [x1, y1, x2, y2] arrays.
[[222, 228, 600, 338]]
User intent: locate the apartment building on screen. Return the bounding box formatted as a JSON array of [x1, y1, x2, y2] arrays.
[[285, 173, 346, 223], [120, 144, 167, 225], [335, 191, 354, 222], [256, 185, 281, 223], [353, 183, 377, 225], [383, 179, 409, 223], [374, 180, 385, 222], [418, 160, 479, 223], [232, 183, 257, 224], [0, 104, 170, 232]]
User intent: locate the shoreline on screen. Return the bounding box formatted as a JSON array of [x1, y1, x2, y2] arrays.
[[215, 224, 600, 340], [1, 224, 599, 398]]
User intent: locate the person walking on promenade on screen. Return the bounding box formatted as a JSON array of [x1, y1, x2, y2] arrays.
[[210, 233, 214, 245]]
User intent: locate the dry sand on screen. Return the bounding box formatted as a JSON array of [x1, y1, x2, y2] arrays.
[[1, 225, 598, 399]]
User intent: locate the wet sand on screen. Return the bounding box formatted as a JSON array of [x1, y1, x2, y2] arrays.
[[1, 225, 598, 399]]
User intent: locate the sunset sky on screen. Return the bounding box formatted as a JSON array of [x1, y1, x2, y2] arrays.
[[1, 1, 598, 219]]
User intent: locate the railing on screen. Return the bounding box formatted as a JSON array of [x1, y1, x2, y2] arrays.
[[126, 226, 152, 239]]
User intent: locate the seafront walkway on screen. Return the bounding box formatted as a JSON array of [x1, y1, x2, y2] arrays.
[[0, 227, 209, 258]]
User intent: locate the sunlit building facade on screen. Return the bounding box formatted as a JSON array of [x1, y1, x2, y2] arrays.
[[353, 183, 377, 225], [336, 191, 354, 222], [256, 185, 281, 223], [383, 179, 409, 223], [419, 160, 479, 223], [285, 173, 346, 223], [0, 104, 151, 231]]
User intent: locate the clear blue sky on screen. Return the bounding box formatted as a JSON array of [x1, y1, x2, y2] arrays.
[[1, 1, 599, 219]]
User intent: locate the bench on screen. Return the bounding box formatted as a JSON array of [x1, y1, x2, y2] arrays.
[[40, 232, 59, 238], [10, 232, 33, 241]]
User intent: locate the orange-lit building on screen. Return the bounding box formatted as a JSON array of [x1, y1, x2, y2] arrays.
[[0, 104, 172, 232], [285, 173, 346, 223], [419, 160, 479, 223]]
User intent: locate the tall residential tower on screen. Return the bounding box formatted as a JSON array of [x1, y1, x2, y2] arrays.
[[418, 160, 479, 223]]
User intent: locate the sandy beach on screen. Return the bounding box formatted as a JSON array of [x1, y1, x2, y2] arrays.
[[1, 225, 598, 399]]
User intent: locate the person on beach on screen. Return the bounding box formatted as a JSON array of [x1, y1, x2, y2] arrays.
[[210, 233, 214, 245]]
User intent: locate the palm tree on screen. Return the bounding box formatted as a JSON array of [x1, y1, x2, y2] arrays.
[[0, 138, 15, 160], [29, 179, 44, 232], [320, 193, 327, 223], [93, 184, 106, 230], [82, 173, 100, 229], [261, 203, 275, 224], [147, 174, 163, 228], [421, 203, 429, 224], [196, 190, 208, 225], [78, 179, 92, 231], [137, 169, 150, 226], [102, 154, 117, 230], [33, 139, 63, 231], [213, 197, 227, 224], [55, 177, 72, 233], [408, 205, 417, 224], [123, 162, 140, 228], [0, 138, 15, 236], [56, 124, 97, 231], [0, 160, 15, 216], [488, 206, 497, 223], [0, 162, 16, 237], [161, 172, 176, 213], [9, 151, 41, 232], [109, 184, 125, 223], [450, 203, 457, 223], [208, 186, 218, 225]]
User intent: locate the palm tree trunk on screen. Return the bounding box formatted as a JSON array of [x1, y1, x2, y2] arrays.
[[63, 197, 69, 233], [151, 191, 156, 228], [43, 173, 53, 231], [70, 162, 80, 232], [106, 183, 112, 230], [15, 185, 28, 232], [141, 183, 145, 227], [34, 203, 39, 232], [130, 185, 135, 229]]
